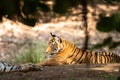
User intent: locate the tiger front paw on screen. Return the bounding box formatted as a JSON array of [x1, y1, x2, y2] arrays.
[[19, 63, 43, 72]]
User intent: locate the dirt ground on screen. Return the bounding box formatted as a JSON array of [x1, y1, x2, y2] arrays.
[[0, 18, 120, 80], [0, 64, 120, 80]]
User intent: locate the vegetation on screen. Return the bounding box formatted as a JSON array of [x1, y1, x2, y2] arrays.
[[0, 0, 120, 61], [97, 13, 120, 33], [99, 75, 118, 80], [12, 40, 47, 64], [0, 0, 120, 49], [67, 75, 119, 80]]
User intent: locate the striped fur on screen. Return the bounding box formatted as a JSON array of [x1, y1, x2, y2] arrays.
[[0, 62, 42, 73], [38, 33, 120, 66], [0, 62, 20, 73]]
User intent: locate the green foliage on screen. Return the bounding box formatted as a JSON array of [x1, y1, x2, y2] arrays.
[[22, 0, 50, 26], [96, 13, 120, 49], [53, 0, 79, 14], [91, 36, 120, 49], [0, 0, 50, 26], [105, 0, 120, 3], [100, 75, 118, 80], [23, 0, 50, 14], [38, 2, 50, 12], [109, 41, 120, 49], [97, 13, 120, 32], [13, 41, 47, 64], [113, 13, 120, 32], [117, 77, 120, 80], [22, 18, 37, 26], [91, 37, 112, 49], [97, 17, 114, 32], [0, 0, 20, 18]]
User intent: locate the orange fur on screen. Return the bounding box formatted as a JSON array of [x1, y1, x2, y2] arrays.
[[37, 33, 120, 66]]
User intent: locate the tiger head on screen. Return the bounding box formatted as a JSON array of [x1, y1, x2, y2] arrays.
[[46, 33, 64, 56]]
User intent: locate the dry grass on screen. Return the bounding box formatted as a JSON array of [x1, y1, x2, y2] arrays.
[[11, 40, 47, 64]]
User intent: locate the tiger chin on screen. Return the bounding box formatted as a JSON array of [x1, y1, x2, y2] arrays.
[[37, 33, 120, 66]]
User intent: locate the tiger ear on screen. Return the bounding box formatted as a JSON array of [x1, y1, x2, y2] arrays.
[[50, 32, 56, 37], [55, 36, 62, 43], [50, 32, 62, 43]]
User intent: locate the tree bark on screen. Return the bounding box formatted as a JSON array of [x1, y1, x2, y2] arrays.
[[81, 0, 89, 50]]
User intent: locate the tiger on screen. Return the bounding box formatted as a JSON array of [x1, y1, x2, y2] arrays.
[[37, 33, 120, 66], [0, 62, 42, 73]]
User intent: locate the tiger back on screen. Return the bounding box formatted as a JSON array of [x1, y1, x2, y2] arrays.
[[38, 33, 120, 66]]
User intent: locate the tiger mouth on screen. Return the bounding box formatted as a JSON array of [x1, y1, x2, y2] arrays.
[[50, 53, 56, 56]]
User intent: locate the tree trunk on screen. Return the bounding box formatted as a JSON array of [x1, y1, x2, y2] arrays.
[[81, 0, 89, 50]]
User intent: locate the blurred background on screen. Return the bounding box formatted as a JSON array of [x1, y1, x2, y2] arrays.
[[0, 0, 120, 64]]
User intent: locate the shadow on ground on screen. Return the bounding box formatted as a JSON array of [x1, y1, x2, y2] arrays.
[[0, 64, 120, 80]]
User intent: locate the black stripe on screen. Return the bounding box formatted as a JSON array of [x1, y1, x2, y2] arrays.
[[79, 59, 83, 63], [117, 55, 120, 63], [75, 49, 85, 64], [106, 52, 110, 63], [97, 52, 100, 64], [87, 51, 92, 63], [1, 62, 6, 72], [104, 55, 107, 64], [114, 54, 118, 62], [110, 52, 114, 62], [70, 48, 79, 64], [9, 66, 14, 72], [112, 53, 115, 63], [82, 51, 88, 63], [16, 66, 21, 71], [86, 50, 93, 63], [71, 49, 80, 64], [106, 52, 109, 63], [99, 53, 102, 64], [114, 54, 117, 62], [95, 52, 98, 63], [68, 47, 77, 58], [108, 52, 112, 63], [105, 52, 108, 63]]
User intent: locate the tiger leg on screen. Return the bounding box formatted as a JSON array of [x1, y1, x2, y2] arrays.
[[19, 63, 43, 72], [36, 59, 63, 66]]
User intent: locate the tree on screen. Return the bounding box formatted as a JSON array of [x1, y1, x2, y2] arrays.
[[0, 0, 50, 26], [0, 0, 120, 49]]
